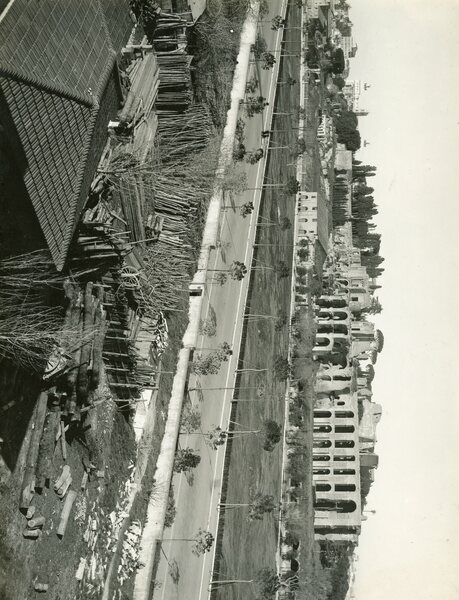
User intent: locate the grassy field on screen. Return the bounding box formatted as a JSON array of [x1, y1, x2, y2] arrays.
[[211, 3, 306, 597]]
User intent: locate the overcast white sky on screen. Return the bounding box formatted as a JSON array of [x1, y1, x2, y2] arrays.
[[348, 1, 459, 599]]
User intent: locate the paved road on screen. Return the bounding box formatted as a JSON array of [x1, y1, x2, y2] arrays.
[[152, 3, 286, 599]]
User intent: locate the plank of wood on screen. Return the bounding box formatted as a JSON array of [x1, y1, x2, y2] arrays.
[[57, 490, 77, 538]]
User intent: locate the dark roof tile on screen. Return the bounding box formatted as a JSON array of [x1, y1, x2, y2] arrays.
[[0, 0, 122, 268]]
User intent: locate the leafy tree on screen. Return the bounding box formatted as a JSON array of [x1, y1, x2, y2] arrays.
[[297, 246, 309, 262], [248, 493, 278, 521], [275, 261, 290, 279], [256, 568, 281, 598], [244, 95, 269, 117], [246, 77, 258, 94], [331, 48, 345, 74], [335, 110, 358, 132], [164, 486, 176, 528], [252, 34, 267, 59], [205, 426, 228, 450], [240, 201, 254, 218], [261, 51, 276, 70], [271, 15, 286, 30], [275, 310, 288, 331], [334, 75, 346, 90], [291, 138, 306, 157], [259, 0, 270, 18], [340, 128, 361, 151], [192, 352, 222, 375], [174, 448, 201, 473], [246, 148, 264, 164], [281, 76, 297, 87], [283, 530, 299, 547], [353, 184, 374, 197], [192, 529, 215, 556], [284, 177, 300, 195], [210, 567, 281, 594], [263, 419, 282, 451], [352, 164, 377, 180], [220, 492, 278, 521], [280, 216, 292, 230], [274, 356, 291, 380], [216, 341, 233, 361], [231, 260, 248, 280], [199, 306, 217, 337], [296, 265, 308, 277], [233, 141, 246, 161], [180, 406, 202, 433], [209, 261, 247, 285]]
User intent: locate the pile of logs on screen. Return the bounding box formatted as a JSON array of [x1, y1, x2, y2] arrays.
[[60, 281, 106, 419], [23, 507, 45, 539], [101, 273, 157, 406], [153, 11, 192, 52], [156, 53, 193, 113], [69, 176, 133, 272]]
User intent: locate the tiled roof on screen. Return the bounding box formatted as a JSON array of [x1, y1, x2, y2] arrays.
[[0, 0, 122, 269], [102, 0, 134, 52]]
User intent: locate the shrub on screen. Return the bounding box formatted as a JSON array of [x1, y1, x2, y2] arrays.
[[296, 266, 308, 277], [252, 34, 267, 58], [274, 356, 291, 380], [288, 405, 303, 427], [283, 530, 299, 547], [164, 487, 176, 527], [263, 419, 282, 451], [192, 352, 222, 375], [297, 247, 309, 262], [174, 448, 201, 473]]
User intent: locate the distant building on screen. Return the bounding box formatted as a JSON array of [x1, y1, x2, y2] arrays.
[[341, 35, 358, 59], [313, 391, 362, 543], [310, 221, 383, 542], [343, 80, 369, 112], [296, 191, 329, 255], [309, 0, 335, 33]]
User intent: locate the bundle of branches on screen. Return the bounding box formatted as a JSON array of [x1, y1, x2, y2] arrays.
[[135, 242, 192, 318], [0, 251, 88, 371], [157, 105, 213, 161], [156, 54, 193, 112], [152, 13, 193, 52], [101, 129, 219, 254]]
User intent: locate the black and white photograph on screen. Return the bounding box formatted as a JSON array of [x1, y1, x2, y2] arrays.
[[0, 1, 457, 599]]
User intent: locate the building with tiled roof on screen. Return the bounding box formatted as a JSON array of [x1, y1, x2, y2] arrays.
[[0, 0, 128, 269]]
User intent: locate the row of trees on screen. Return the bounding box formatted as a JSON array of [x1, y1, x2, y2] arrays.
[[351, 161, 385, 280], [332, 160, 385, 283]]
